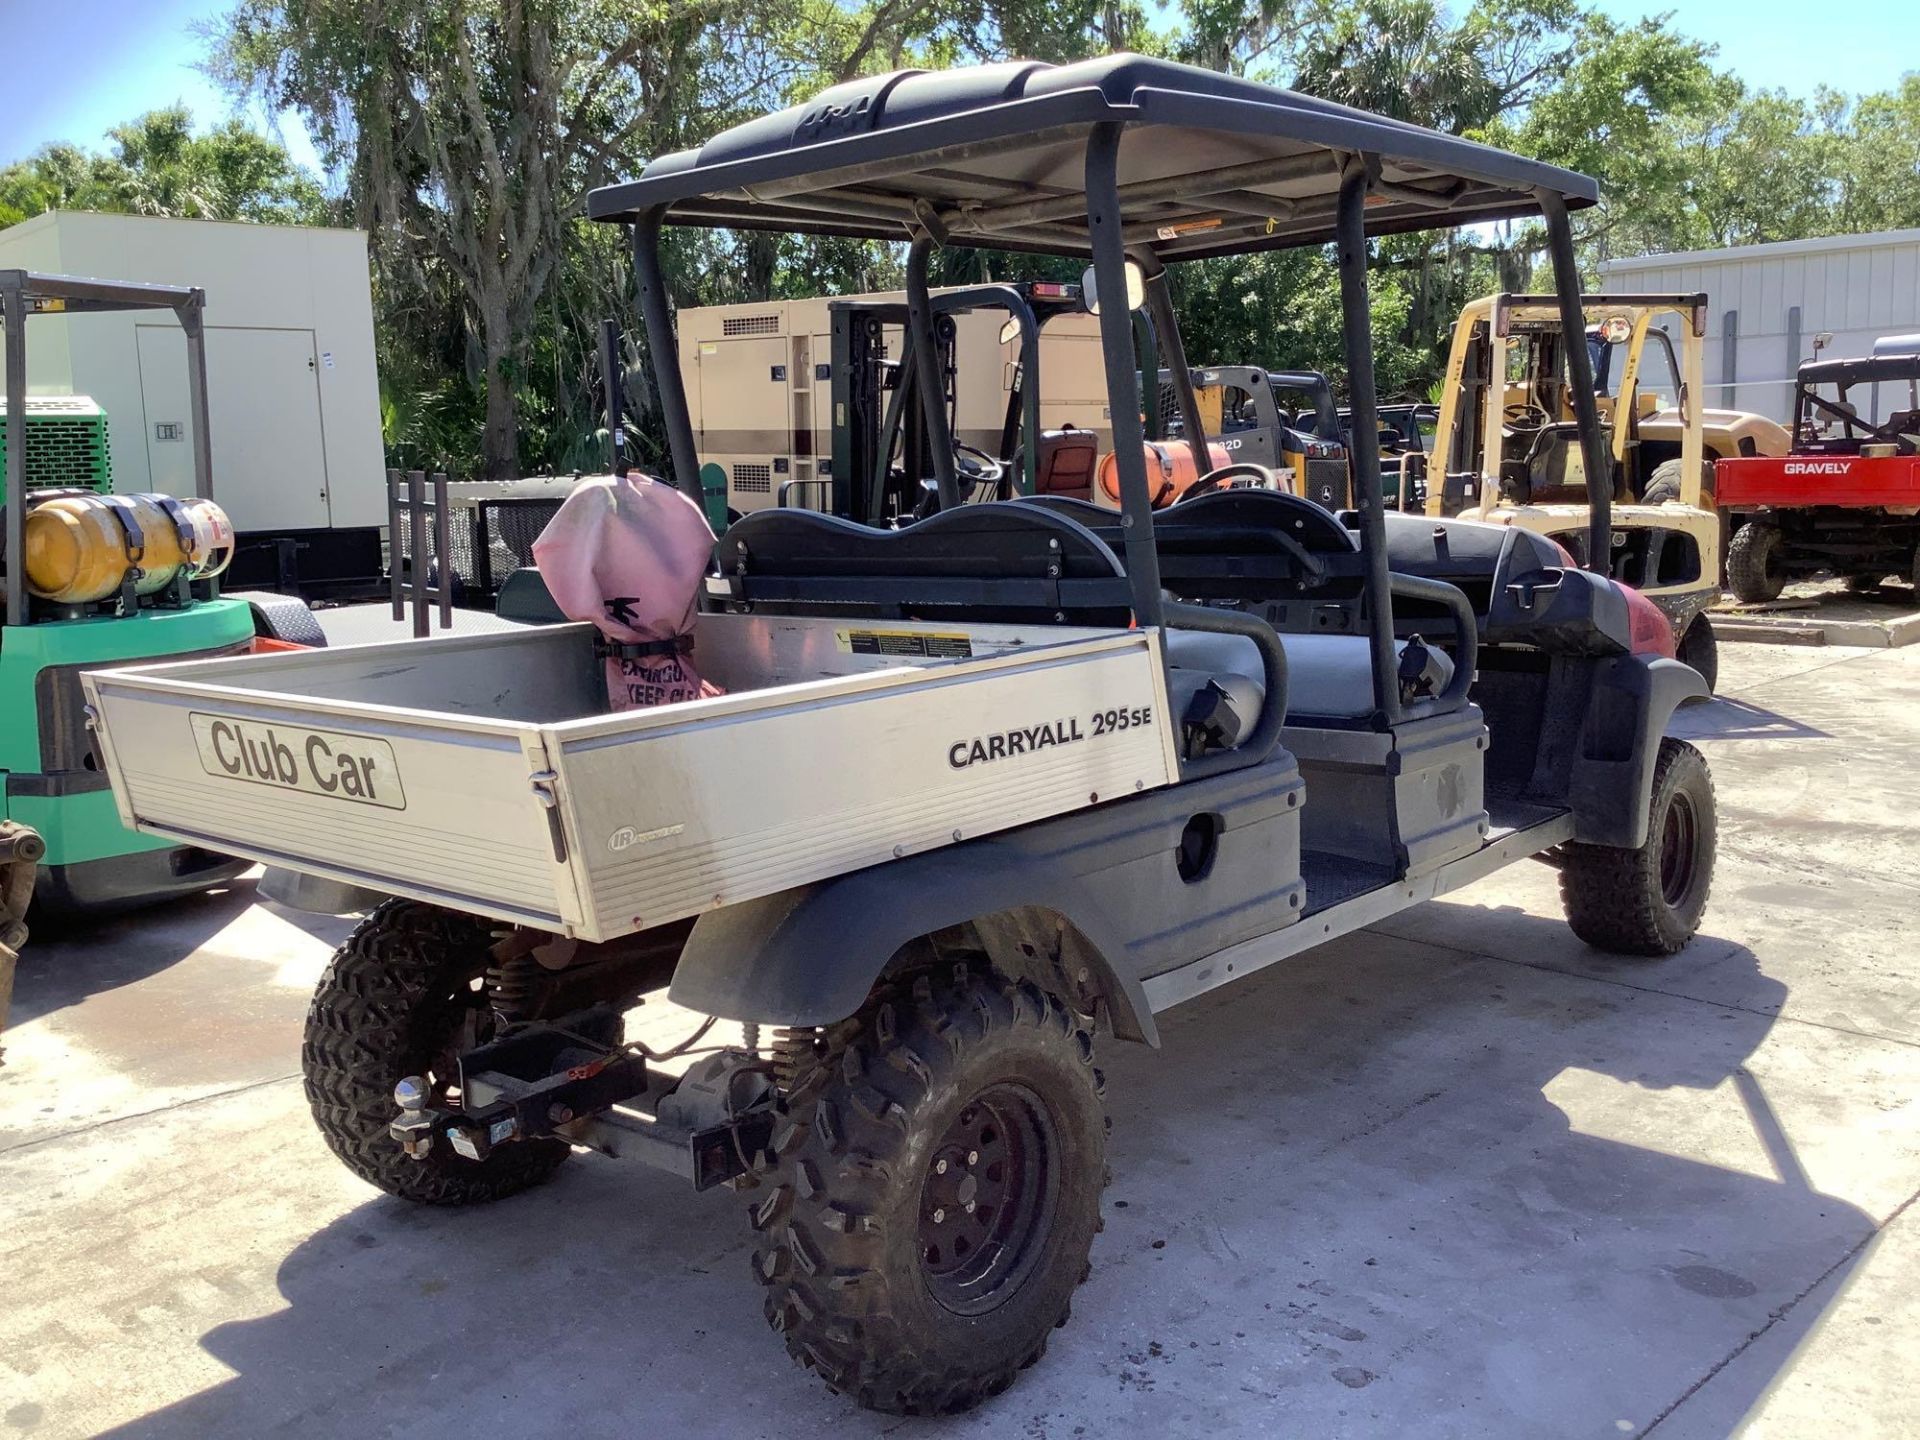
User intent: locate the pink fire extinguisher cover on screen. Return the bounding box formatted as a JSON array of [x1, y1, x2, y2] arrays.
[[531, 473, 720, 710]]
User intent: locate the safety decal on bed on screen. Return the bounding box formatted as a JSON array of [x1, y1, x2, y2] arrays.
[[189, 713, 406, 810], [836, 628, 973, 659]]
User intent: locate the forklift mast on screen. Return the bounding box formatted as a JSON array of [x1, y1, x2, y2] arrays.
[[828, 282, 1092, 526]]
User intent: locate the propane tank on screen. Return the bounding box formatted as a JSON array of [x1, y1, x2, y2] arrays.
[[21, 493, 234, 604], [1097, 440, 1234, 508]]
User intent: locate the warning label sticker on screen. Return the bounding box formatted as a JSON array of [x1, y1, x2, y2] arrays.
[[837, 628, 974, 659]]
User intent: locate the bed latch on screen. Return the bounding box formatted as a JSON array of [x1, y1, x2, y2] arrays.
[[529, 769, 568, 863]]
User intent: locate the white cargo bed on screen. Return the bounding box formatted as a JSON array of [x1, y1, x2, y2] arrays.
[[84, 614, 1179, 940]]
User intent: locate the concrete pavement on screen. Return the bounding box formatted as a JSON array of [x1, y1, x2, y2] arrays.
[[2, 642, 1918, 1438]]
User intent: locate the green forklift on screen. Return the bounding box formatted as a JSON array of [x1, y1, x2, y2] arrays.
[[2, 271, 255, 913]]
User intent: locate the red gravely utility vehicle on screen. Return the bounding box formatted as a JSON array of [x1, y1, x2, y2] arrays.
[[1717, 351, 1920, 601]]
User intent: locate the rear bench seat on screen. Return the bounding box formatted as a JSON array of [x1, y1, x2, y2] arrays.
[[1165, 629, 1453, 725], [1022, 490, 1459, 725]]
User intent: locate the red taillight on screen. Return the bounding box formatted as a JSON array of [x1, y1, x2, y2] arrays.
[[1616, 581, 1675, 657]]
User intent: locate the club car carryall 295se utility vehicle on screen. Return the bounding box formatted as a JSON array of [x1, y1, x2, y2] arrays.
[[81, 57, 1717, 1414]]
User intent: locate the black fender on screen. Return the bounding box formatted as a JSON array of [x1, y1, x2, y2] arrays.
[[669, 844, 1159, 1045], [1568, 655, 1708, 848]]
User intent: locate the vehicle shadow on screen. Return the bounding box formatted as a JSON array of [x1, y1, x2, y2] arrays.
[[9, 873, 351, 1027], [1669, 694, 1832, 742], [102, 919, 1870, 1439]]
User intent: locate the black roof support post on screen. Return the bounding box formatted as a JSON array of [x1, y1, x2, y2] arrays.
[[600, 317, 627, 477], [1133, 251, 1210, 477], [1335, 158, 1401, 724], [180, 288, 215, 500], [1539, 189, 1611, 574], [905, 237, 962, 512], [3, 277, 25, 621], [631, 214, 699, 494], [1086, 122, 1165, 629]]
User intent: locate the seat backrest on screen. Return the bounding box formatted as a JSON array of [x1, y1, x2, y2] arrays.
[[710, 501, 1133, 625], [495, 566, 567, 624], [1520, 427, 1591, 506], [1031, 427, 1098, 499]]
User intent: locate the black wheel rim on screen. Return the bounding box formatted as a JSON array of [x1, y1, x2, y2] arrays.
[[1659, 791, 1699, 908], [918, 1082, 1058, 1316]]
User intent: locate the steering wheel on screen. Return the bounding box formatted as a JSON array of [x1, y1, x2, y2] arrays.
[[913, 443, 1008, 519], [1180, 462, 1284, 501], [1503, 402, 1554, 430], [953, 441, 1006, 492]]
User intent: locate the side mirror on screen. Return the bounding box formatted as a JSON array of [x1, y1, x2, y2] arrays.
[[1080, 260, 1146, 316]]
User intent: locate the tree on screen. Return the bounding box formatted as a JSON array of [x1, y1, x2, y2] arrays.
[[214, 0, 762, 479], [1833, 77, 1920, 234], [0, 106, 322, 228]]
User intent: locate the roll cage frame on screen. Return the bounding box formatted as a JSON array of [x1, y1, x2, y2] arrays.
[[1790, 354, 1920, 455], [590, 55, 1606, 747]]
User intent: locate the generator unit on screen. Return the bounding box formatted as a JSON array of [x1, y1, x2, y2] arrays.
[[0, 394, 112, 493]]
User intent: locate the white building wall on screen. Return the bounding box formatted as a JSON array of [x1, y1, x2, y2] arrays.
[[1601, 229, 1920, 425], [0, 211, 386, 533]]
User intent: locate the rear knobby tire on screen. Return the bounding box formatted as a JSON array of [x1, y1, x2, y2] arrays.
[[304, 899, 573, 1205], [751, 967, 1107, 1414], [1676, 614, 1719, 693], [1560, 738, 1716, 956], [1726, 521, 1786, 603]]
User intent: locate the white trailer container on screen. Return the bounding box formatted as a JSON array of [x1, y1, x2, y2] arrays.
[[0, 210, 385, 586], [1601, 228, 1920, 425]]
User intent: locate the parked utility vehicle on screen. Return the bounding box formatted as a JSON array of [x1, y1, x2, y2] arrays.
[[1424, 292, 1786, 690], [84, 57, 1717, 1415], [1151, 365, 1356, 506], [1716, 350, 1920, 599]]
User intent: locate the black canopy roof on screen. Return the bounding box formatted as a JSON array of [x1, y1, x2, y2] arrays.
[[587, 54, 1597, 261], [1799, 352, 1920, 389]]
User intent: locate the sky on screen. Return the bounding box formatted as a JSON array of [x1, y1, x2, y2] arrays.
[[0, 0, 1914, 173]]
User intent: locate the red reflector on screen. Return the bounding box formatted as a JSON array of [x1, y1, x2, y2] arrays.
[[1616, 581, 1675, 657]]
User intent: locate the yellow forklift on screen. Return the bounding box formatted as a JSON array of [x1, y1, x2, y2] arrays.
[[1423, 292, 1784, 690]]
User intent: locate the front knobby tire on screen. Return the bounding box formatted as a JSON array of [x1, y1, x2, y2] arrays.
[[1726, 521, 1786, 603], [1676, 614, 1719, 693], [304, 899, 574, 1205], [751, 967, 1107, 1414], [1560, 738, 1716, 956]]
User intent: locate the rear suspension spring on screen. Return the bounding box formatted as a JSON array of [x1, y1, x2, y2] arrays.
[[769, 1026, 825, 1094], [485, 951, 543, 1023]]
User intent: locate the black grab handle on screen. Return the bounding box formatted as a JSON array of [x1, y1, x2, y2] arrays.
[[1161, 600, 1290, 780], [1386, 572, 1479, 721]]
